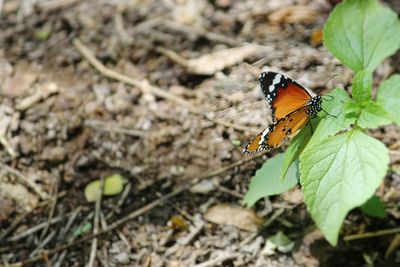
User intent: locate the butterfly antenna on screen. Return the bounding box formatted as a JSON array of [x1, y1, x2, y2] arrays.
[[323, 73, 339, 88], [321, 108, 337, 118]]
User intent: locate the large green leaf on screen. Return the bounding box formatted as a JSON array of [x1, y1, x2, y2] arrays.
[[377, 74, 400, 125], [352, 71, 372, 104], [300, 129, 389, 245], [243, 153, 298, 208], [324, 0, 400, 72]]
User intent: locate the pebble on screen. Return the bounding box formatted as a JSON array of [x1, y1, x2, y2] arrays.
[[115, 252, 130, 265]]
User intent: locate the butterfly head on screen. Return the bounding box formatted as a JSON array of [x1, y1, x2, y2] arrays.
[[307, 95, 322, 118]]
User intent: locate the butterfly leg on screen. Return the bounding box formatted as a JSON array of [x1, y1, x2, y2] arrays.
[[321, 108, 337, 118]]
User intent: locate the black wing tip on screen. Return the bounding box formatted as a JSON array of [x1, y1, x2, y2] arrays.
[[242, 144, 269, 155], [259, 71, 278, 81]]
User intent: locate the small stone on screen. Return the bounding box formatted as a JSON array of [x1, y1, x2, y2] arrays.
[[190, 179, 216, 194], [216, 0, 231, 8], [42, 146, 66, 163], [75, 155, 89, 167], [114, 252, 130, 265]]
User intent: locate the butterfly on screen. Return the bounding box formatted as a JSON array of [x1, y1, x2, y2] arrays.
[[242, 71, 322, 154]]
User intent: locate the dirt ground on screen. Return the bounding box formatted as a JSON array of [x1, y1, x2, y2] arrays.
[[1, 0, 400, 266]]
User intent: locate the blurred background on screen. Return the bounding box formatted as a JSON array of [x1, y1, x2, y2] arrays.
[[1, 0, 400, 266]]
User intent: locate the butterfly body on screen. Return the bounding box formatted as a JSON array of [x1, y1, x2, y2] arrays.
[[243, 72, 322, 154]]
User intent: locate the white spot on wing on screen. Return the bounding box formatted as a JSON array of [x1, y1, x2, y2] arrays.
[[259, 127, 270, 145], [268, 74, 282, 92]]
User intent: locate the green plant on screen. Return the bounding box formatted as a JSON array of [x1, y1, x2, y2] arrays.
[[243, 0, 400, 245]]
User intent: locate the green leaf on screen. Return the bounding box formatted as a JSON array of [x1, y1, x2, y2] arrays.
[[84, 174, 125, 203], [360, 195, 387, 218], [231, 139, 242, 147], [269, 231, 295, 253], [352, 71, 372, 103], [34, 28, 51, 41], [300, 129, 389, 245], [377, 74, 400, 125], [392, 165, 400, 176], [73, 223, 92, 237], [323, 0, 400, 72], [357, 101, 392, 129], [308, 88, 354, 147], [264, 231, 295, 254], [344, 101, 361, 118], [280, 125, 312, 181], [270, 231, 293, 247], [243, 153, 298, 208]]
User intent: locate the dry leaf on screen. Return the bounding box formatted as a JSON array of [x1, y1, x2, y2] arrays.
[[281, 187, 304, 204], [204, 203, 263, 232], [16, 82, 59, 111], [158, 45, 266, 75], [311, 28, 324, 47], [168, 215, 189, 231], [293, 229, 324, 267], [173, 0, 204, 26], [269, 6, 320, 25], [0, 198, 15, 222], [385, 234, 400, 259], [1, 63, 37, 98], [0, 183, 39, 212]]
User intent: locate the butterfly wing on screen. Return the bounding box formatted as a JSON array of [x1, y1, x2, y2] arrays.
[[242, 106, 311, 154], [259, 72, 313, 120]]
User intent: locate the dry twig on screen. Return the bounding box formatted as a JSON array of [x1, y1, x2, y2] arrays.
[[87, 177, 105, 267], [36, 0, 79, 11], [52, 207, 82, 267], [1, 163, 48, 200], [7, 211, 74, 242], [205, 115, 259, 134], [39, 176, 60, 240], [389, 150, 400, 157], [0, 135, 16, 158], [343, 227, 400, 241], [15, 82, 59, 111], [162, 20, 240, 46], [73, 38, 199, 113], [29, 231, 56, 258], [84, 120, 145, 137], [193, 251, 239, 267], [114, 12, 134, 45]]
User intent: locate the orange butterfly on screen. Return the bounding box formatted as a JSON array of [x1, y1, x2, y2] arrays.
[[243, 72, 322, 154]]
